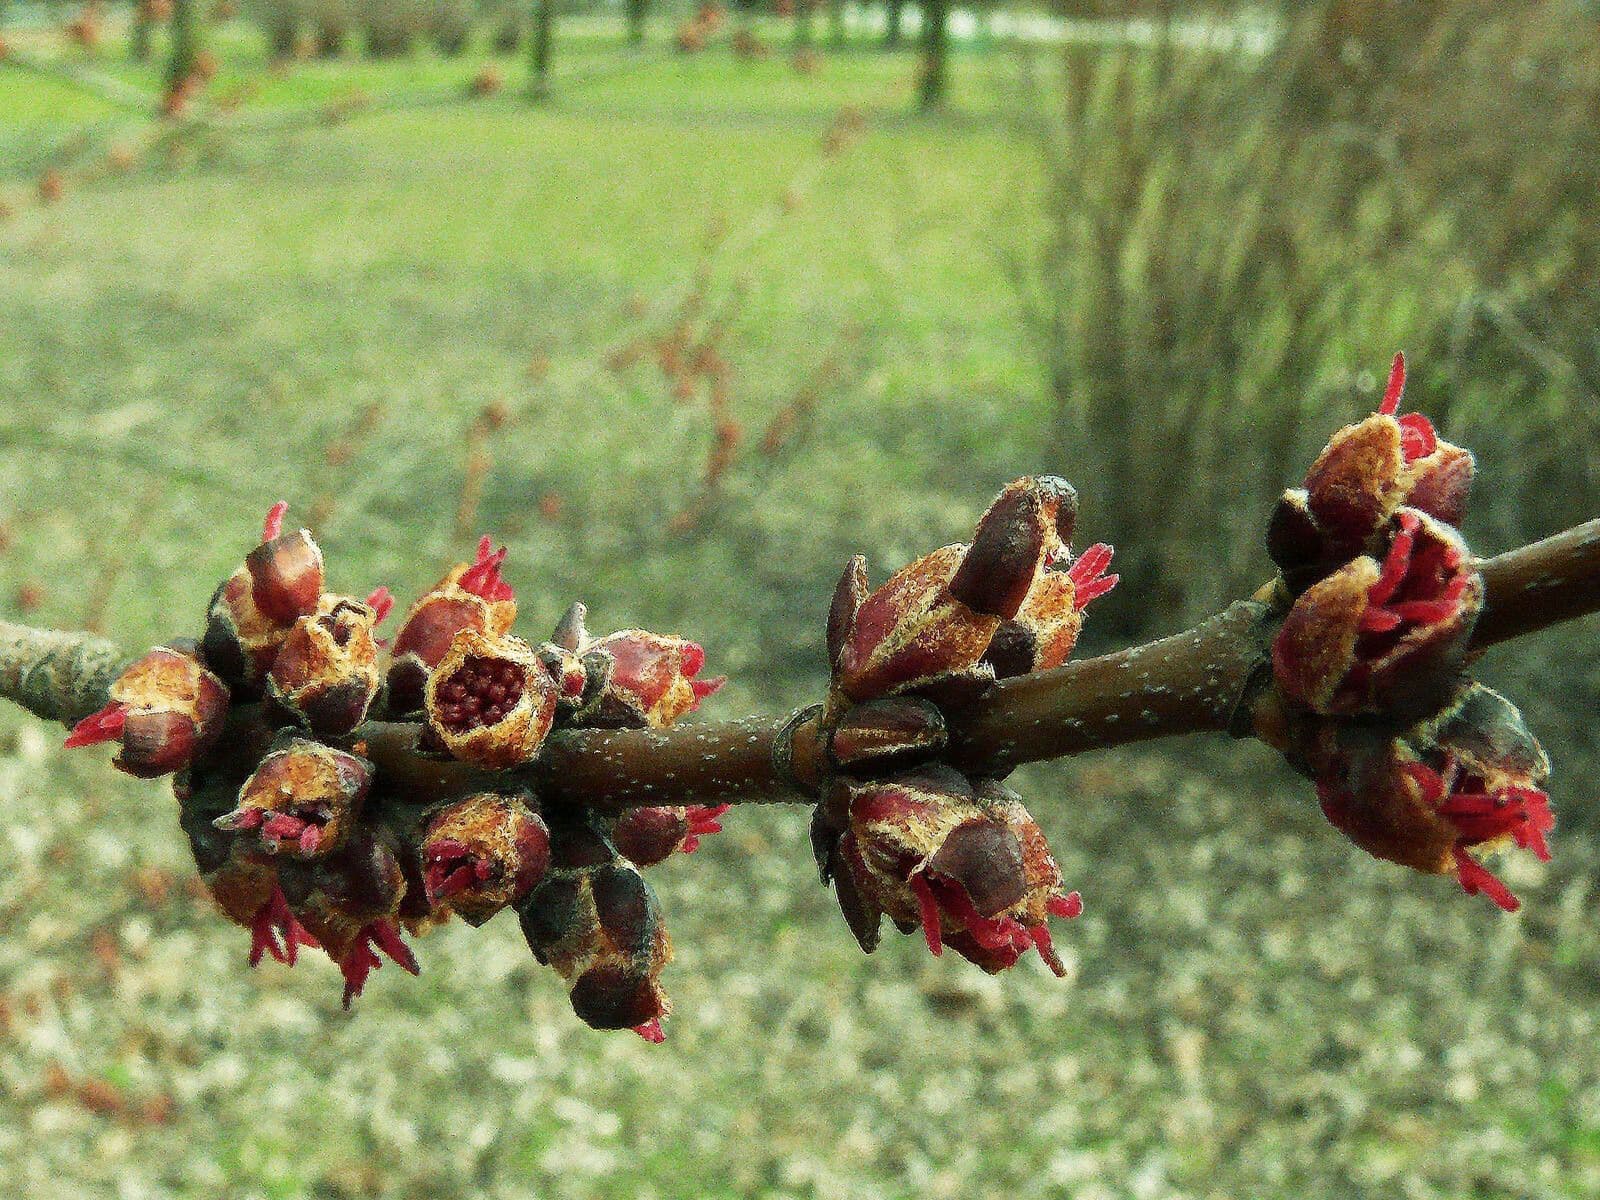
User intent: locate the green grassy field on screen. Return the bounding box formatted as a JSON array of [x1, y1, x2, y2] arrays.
[[3, 20, 1600, 1200]]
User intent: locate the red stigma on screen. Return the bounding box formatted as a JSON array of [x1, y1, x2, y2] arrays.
[[1399, 758, 1554, 912], [366, 586, 394, 625], [633, 1018, 666, 1043], [459, 535, 513, 602], [689, 675, 727, 704], [1374, 353, 1437, 462], [64, 702, 127, 749], [1067, 543, 1119, 610], [1047, 891, 1084, 920], [424, 838, 493, 902], [680, 804, 730, 853], [1378, 353, 1406, 416], [338, 920, 418, 1008], [248, 885, 319, 968], [262, 501, 289, 542]]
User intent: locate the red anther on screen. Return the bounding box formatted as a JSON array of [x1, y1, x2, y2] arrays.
[[298, 825, 323, 856], [633, 1018, 666, 1043], [1047, 892, 1083, 919], [64, 702, 127, 748], [262, 501, 289, 542], [909, 872, 943, 956], [689, 675, 727, 702], [1452, 846, 1519, 913], [1378, 352, 1406, 416], [365, 587, 394, 625], [1067, 543, 1118, 611], [458, 536, 513, 602]]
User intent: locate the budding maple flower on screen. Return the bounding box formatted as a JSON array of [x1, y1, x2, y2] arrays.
[[203, 503, 325, 690], [182, 802, 318, 967], [423, 629, 558, 768], [984, 543, 1118, 678], [387, 535, 517, 714], [610, 804, 730, 867], [419, 792, 550, 927], [1270, 354, 1474, 586], [65, 644, 229, 778], [518, 817, 673, 1040], [1273, 509, 1481, 718], [214, 736, 372, 860], [1309, 685, 1554, 912], [583, 629, 726, 729], [266, 596, 384, 736], [830, 477, 1106, 706], [817, 766, 1080, 975], [277, 827, 419, 1007]]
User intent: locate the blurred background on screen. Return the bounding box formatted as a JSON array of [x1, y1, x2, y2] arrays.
[[1, 1, 1598, 1196]]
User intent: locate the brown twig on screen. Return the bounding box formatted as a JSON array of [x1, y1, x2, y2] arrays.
[[4, 520, 1595, 816]]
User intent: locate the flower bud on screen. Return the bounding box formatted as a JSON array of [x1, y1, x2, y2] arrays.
[[277, 827, 419, 1007], [423, 629, 558, 767], [386, 536, 517, 714], [518, 817, 673, 1040], [832, 477, 1106, 706], [948, 475, 1077, 619], [420, 792, 550, 927], [65, 645, 230, 778], [1311, 686, 1553, 911], [831, 545, 999, 706], [826, 696, 947, 774], [582, 629, 725, 729], [266, 596, 383, 736], [610, 804, 730, 866], [1272, 509, 1481, 717], [983, 543, 1117, 678], [828, 766, 1081, 974], [213, 735, 372, 860], [182, 802, 320, 967], [1272, 355, 1474, 582], [203, 503, 326, 690]]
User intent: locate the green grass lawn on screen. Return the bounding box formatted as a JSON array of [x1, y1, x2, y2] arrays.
[[3, 20, 1600, 1200]]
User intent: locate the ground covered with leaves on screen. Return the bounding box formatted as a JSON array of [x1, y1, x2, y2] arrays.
[[2, 23, 1598, 1200]]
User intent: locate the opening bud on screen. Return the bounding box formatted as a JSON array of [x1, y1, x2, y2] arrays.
[[66, 645, 229, 779], [420, 792, 551, 927], [267, 596, 384, 736], [424, 629, 558, 768]]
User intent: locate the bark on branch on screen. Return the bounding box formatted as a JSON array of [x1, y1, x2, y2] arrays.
[[2, 519, 1597, 813]]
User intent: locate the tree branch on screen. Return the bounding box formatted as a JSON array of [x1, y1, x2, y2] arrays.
[[3, 519, 1596, 811]]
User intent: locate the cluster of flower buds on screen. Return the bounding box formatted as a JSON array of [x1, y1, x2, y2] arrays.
[[519, 815, 674, 1042], [811, 477, 1111, 972], [67, 505, 728, 1036], [1262, 355, 1554, 910]]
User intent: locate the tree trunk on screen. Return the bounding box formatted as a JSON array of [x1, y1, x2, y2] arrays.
[[626, 0, 648, 45], [883, 0, 904, 48], [166, 0, 200, 92], [793, 0, 815, 48], [918, 0, 949, 110], [132, 8, 154, 61], [827, 0, 844, 47], [529, 0, 555, 99]]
